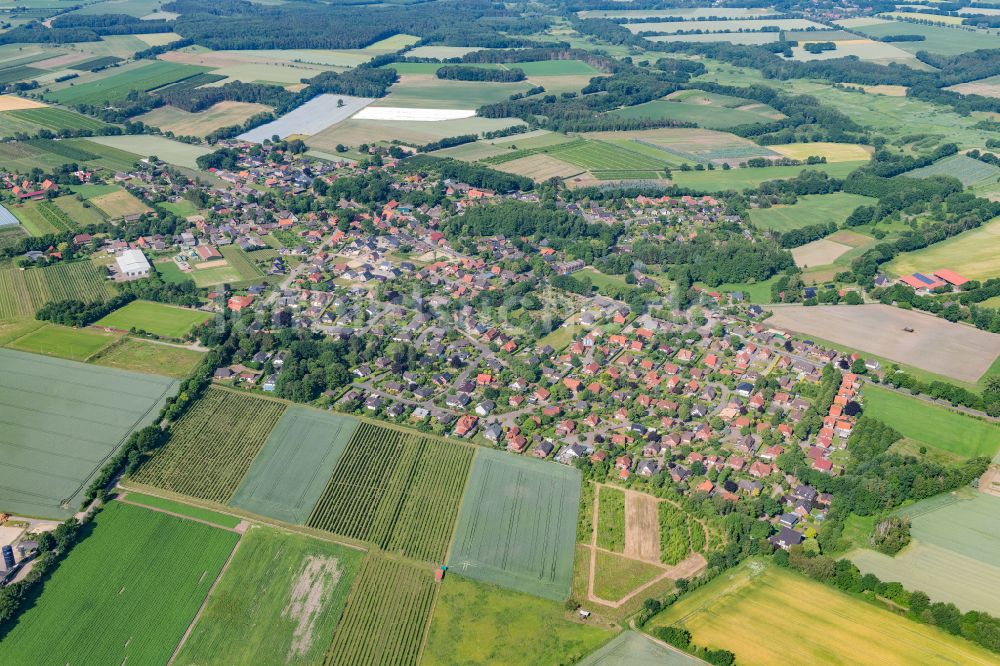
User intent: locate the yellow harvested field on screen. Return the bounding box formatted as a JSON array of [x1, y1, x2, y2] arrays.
[[137, 101, 272, 137], [90, 190, 150, 219], [495, 154, 584, 181], [195, 259, 228, 270], [792, 239, 852, 267], [0, 95, 47, 111], [858, 84, 908, 96], [647, 559, 1000, 666], [769, 142, 873, 162]]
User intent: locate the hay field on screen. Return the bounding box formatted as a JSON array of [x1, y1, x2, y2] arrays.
[[850, 491, 1000, 616], [792, 239, 852, 267], [137, 101, 271, 137], [885, 216, 1000, 281], [0, 94, 45, 110], [948, 74, 1000, 98], [649, 32, 783, 45], [789, 40, 919, 65], [766, 304, 1000, 383], [496, 154, 585, 181], [95, 300, 210, 338], [859, 84, 909, 96], [645, 558, 1000, 666], [580, 7, 775, 18], [769, 142, 873, 162]]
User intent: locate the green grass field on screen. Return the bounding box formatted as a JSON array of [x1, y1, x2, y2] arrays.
[[175, 527, 364, 666], [231, 408, 358, 524], [121, 490, 242, 528], [850, 490, 1000, 615], [884, 216, 1000, 281], [577, 631, 702, 666], [132, 387, 286, 503], [596, 486, 625, 552], [308, 422, 475, 562], [6, 322, 119, 361], [11, 199, 77, 236], [852, 20, 1000, 55], [0, 348, 177, 517], [749, 193, 876, 232], [90, 336, 205, 378], [219, 244, 265, 281], [423, 574, 611, 666], [611, 98, 775, 130], [646, 557, 1000, 665], [861, 384, 1000, 459], [0, 501, 238, 664], [670, 161, 866, 192], [52, 194, 107, 227], [593, 550, 664, 601], [324, 555, 436, 666], [86, 134, 213, 169], [95, 300, 210, 338], [46, 60, 211, 105], [905, 153, 1000, 186], [448, 448, 580, 601], [0, 107, 107, 138]]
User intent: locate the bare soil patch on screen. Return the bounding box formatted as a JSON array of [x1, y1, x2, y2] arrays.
[[767, 304, 1000, 383], [624, 491, 660, 564], [282, 555, 343, 661], [792, 239, 851, 267]]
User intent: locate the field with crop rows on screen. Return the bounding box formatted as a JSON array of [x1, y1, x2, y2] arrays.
[[132, 387, 286, 502], [176, 527, 364, 666], [596, 486, 625, 552], [0, 260, 112, 319], [308, 422, 475, 562], [448, 448, 580, 600], [231, 408, 358, 524], [13, 199, 77, 235], [0, 501, 238, 664], [46, 60, 211, 105], [324, 555, 436, 666], [905, 154, 1000, 186], [0, 348, 177, 517], [219, 244, 264, 281], [0, 107, 107, 137]]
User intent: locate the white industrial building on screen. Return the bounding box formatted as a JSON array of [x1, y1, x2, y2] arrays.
[[115, 249, 150, 280]]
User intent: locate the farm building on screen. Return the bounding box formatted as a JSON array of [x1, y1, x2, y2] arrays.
[[899, 273, 946, 291], [115, 249, 150, 280], [932, 269, 969, 286]]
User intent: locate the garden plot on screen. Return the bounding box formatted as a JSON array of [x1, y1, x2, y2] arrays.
[[239, 94, 373, 143], [766, 304, 1000, 383]]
